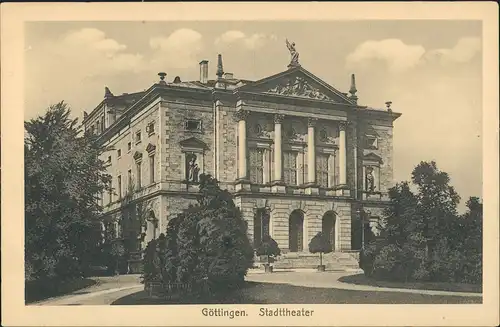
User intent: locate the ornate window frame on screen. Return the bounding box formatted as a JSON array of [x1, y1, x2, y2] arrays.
[[248, 140, 272, 185], [146, 143, 156, 184]]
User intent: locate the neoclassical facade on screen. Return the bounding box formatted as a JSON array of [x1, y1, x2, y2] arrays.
[[83, 53, 401, 261]]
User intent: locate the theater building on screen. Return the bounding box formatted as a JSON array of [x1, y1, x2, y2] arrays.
[[83, 51, 401, 268]]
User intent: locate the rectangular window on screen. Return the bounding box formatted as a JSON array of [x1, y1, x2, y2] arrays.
[[108, 180, 113, 204], [107, 156, 111, 163], [101, 119, 105, 133], [135, 131, 142, 144], [127, 142, 132, 151], [117, 149, 122, 157], [365, 136, 378, 149], [147, 122, 155, 135], [117, 175, 122, 199], [283, 151, 298, 185], [136, 161, 142, 189], [127, 169, 132, 193], [184, 119, 202, 132], [249, 148, 264, 184], [149, 154, 155, 184], [316, 153, 329, 188]]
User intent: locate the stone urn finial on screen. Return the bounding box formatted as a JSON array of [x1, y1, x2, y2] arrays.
[[385, 101, 393, 112], [158, 72, 167, 85]]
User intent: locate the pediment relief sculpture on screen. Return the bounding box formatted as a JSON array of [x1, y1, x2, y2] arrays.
[[265, 76, 332, 101]]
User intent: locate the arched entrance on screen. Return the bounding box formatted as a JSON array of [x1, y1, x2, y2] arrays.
[[253, 209, 270, 248], [289, 210, 304, 252], [322, 211, 336, 251]]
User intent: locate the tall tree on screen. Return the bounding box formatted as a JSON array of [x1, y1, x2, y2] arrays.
[[361, 161, 481, 283], [25, 102, 111, 281], [411, 161, 461, 253]]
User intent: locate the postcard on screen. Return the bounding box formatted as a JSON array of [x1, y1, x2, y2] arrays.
[[1, 2, 498, 326]]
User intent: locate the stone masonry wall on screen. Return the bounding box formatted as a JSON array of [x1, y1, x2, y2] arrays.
[[236, 195, 352, 252], [217, 101, 238, 189], [100, 99, 161, 206], [162, 97, 214, 183], [358, 118, 395, 194]]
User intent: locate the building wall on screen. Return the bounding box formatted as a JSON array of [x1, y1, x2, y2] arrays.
[[216, 99, 238, 189], [93, 88, 397, 253], [162, 97, 214, 185], [236, 195, 352, 252], [358, 117, 395, 194]]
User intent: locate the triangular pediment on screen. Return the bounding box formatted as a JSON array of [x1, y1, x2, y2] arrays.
[[146, 143, 156, 153], [363, 152, 383, 163], [133, 151, 143, 161], [237, 66, 354, 104], [179, 137, 208, 149]]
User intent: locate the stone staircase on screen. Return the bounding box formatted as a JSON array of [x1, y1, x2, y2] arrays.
[[268, 251, 361, 271]]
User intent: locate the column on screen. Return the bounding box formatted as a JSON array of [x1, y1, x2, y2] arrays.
[[235, 110, 249, 180], [338, 121, 347, 186], [273, 114, 285, 183], [328, 152, 335, 187], [307, 118, 317, 185], [263, 149, 270, 184]]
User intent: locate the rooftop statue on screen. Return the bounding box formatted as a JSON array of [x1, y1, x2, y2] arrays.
[[286, 39, 300, 67]]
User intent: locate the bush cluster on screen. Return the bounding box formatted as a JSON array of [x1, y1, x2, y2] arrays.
[[141, 174, 254, 294], [360, 162, 482, 284]]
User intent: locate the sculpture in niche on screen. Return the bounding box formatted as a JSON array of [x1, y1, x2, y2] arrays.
[[365, 166, 376, 192], [266, 76, 332, 101], [186, 153, 200, 182]]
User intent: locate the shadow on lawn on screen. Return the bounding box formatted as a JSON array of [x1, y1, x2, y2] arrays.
[[25, 278, 97, 304], [111, 281, 481, 305], [338, 274, 482, 294]]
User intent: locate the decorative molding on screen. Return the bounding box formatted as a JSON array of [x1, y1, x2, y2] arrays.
[[363, 152, 383, 164], [179, 137, 208, 151], [338, 121, 348, 131], [283, 126, 299, 141], [319, 128, 328, 142], [133, 151, 143, 162], [266, 76, 332, 101], [146, 143, 156, 154], [308, 117, 318, 127], [274, 114, 285, 124], [234, 109, 250, 122]]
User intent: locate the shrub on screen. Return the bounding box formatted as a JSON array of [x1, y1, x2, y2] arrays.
[[255, 236, 281, 264], [141, 174, 254, 294], [141, 238, 160, 284], [308, 232, 332, 266]]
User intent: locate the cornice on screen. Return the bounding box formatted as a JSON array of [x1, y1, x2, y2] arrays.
[[234, 90, 359, 110]]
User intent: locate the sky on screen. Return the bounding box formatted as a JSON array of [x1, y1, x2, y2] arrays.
[[24, 20, 482, 212]]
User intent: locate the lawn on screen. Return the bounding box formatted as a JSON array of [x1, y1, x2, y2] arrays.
[[111, 281, 481, 305], [25, 277, 97, 304], [337, 273, 482, 293]]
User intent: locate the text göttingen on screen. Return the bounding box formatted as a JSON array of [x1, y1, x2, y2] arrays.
[[201, 308, 315, 319]]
